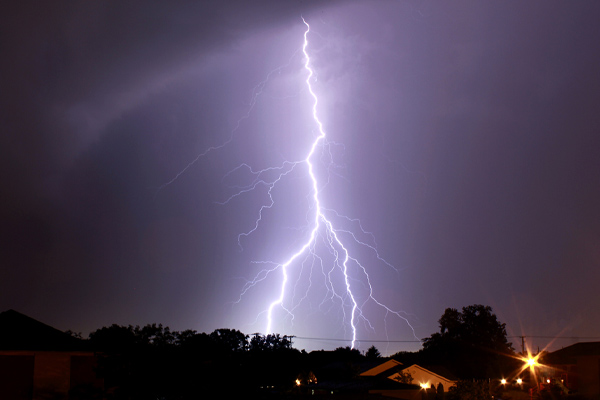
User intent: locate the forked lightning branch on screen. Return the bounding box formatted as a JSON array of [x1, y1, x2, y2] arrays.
[[164, 17, 417, 349]]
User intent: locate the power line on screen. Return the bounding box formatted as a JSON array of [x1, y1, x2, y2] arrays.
[[508, 335, 600, 340], [289, 335, 600, 350], [293, 335, 600, 345], [507, 335, 600, 354], [294, 336, 422, 343]]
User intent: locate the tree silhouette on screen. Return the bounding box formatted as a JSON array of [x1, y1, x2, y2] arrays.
[[365, 345, 381, 359], [209, 328, 248, 353], [421, 304, 514, 379]]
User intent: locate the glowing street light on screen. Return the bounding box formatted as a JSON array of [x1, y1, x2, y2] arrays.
[[501, 379, 507, 385], [517, 378, 523, 385]]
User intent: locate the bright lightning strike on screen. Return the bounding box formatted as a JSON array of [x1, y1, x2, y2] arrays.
[[233, 18, 417, 348], [161, 17, 417, 350], [263, 17, 336, 338]]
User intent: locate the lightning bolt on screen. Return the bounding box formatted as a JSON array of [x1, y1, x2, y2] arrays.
[[234, 18, 417, 348], [262, 18, 361, 343], [161, 17, 417, 350]]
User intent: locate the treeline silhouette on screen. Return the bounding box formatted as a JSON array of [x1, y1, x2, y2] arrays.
[[82, 324, 365, 399], [71, 304, 518, 399]]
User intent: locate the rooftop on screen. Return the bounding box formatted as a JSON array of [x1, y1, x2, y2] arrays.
[[0, 309, 87, 351]]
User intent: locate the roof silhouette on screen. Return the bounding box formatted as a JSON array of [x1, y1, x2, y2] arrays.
[[544, 342, 600, 365], [416, 364, 459, 382], [0, 309, 87, 351]]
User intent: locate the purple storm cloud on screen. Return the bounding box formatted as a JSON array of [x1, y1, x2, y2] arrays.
[[2, 1, 600, 355]]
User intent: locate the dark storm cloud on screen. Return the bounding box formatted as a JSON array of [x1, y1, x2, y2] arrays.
[[0, 0, 343, 327], [299, 1, 600, 350], [399, 2, 600, 344], [2, 0, 600, 353], [0, 1, 338, 173]]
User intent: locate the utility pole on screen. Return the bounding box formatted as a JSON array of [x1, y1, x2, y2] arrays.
[[518, 336, 526, 355], [289, 335, 296, 345]]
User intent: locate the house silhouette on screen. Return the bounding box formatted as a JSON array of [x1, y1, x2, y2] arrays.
[[542, 342, 600, 399], [0, 309, 102, 400]]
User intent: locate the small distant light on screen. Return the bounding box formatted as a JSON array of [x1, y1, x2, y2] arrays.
[[420, 383, 429, 389], [517, 378, 523, 385], [296, 379, 301, 386], [501, 379, 507, 385], [547, 379, 551, 384]]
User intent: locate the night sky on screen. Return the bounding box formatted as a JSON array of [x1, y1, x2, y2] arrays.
[[2, 1, 600, 355]]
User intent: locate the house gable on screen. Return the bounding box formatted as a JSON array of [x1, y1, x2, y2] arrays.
[[0, 309, 86, 351], [543, 342, 600, 399], [360, 359, 403, 377], [0, 310, 102, 400], [388, 364, 457, 392]]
